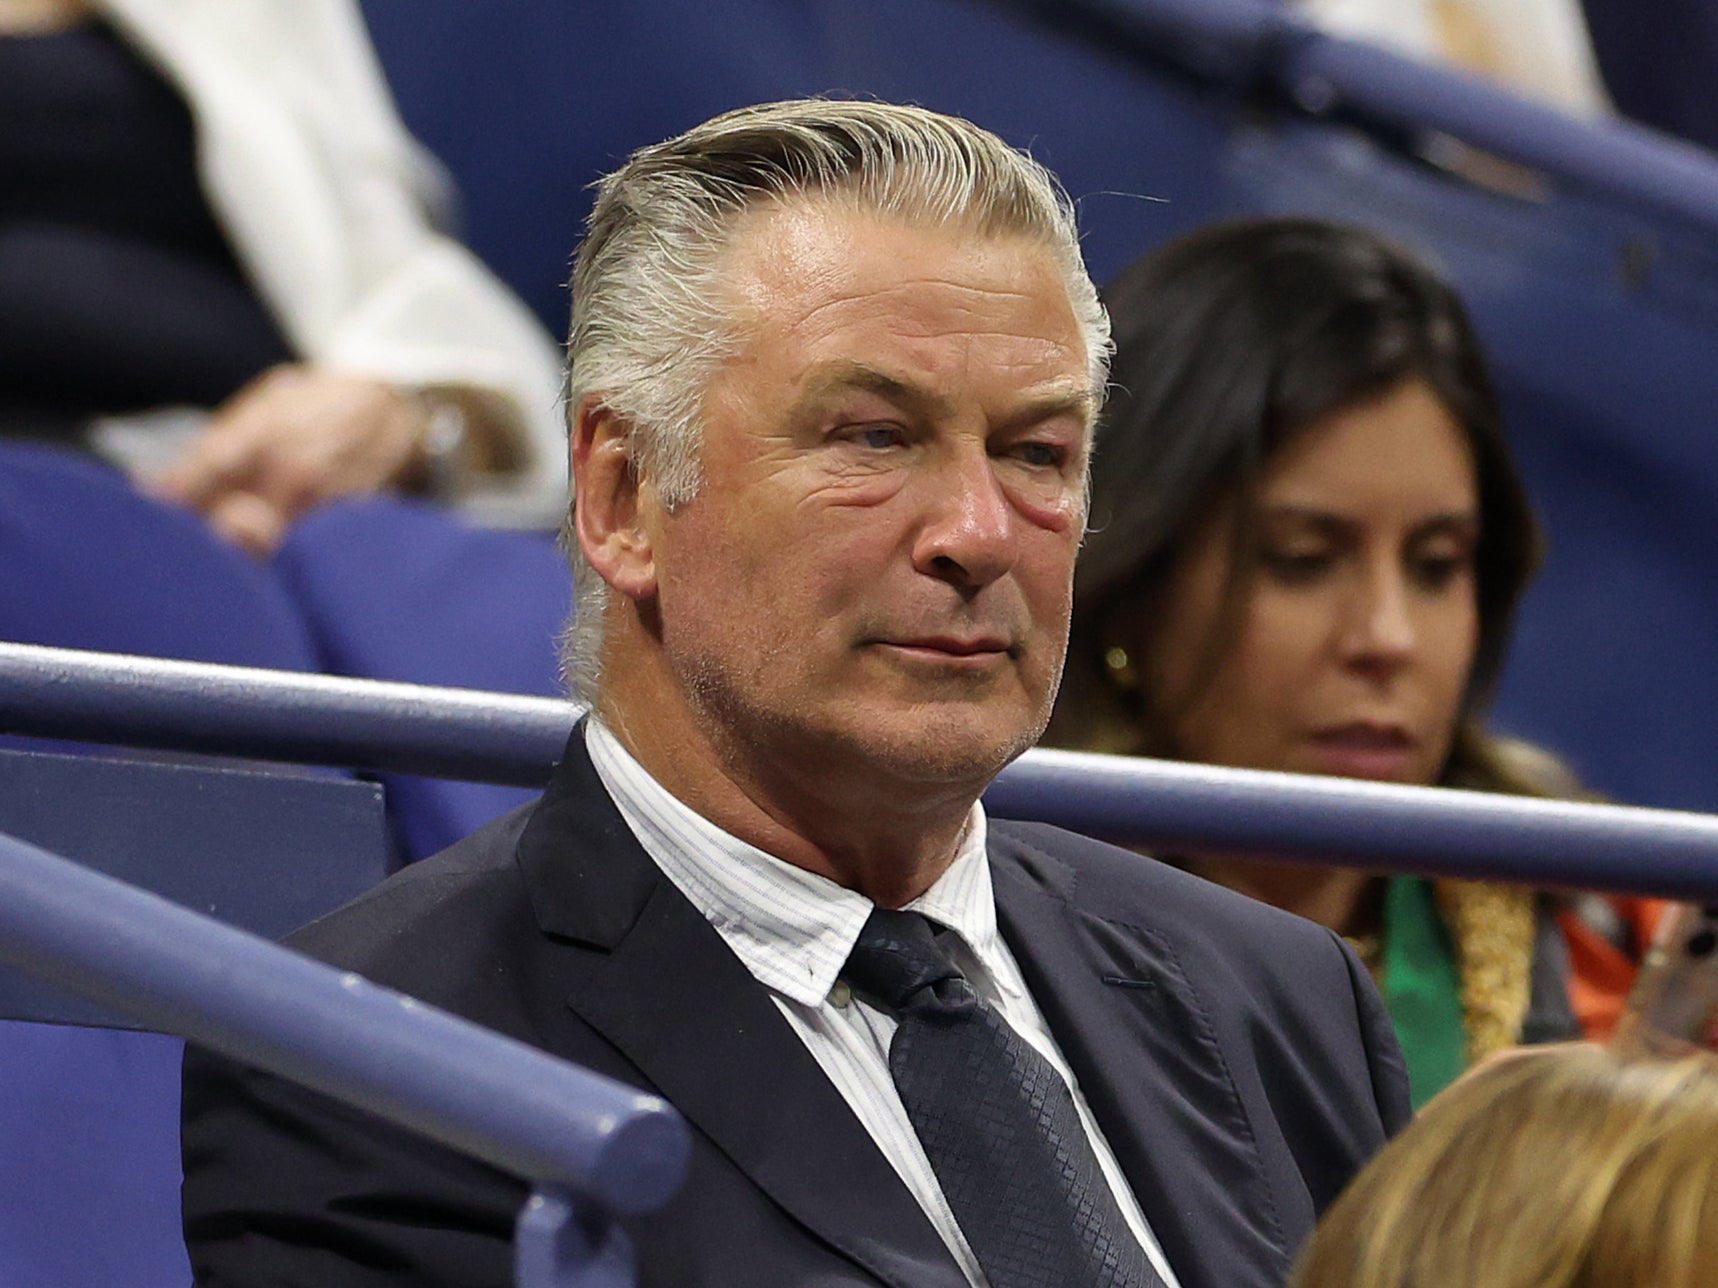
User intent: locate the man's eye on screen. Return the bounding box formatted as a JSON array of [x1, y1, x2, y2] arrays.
[[847, 424, 905, 450], [1012, 442, 1065, 469]]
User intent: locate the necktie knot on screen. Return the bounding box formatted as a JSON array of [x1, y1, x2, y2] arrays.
[[844, 908, 978, 1019]]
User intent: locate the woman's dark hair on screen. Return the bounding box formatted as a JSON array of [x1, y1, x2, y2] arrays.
[[1049, 217, 1549, 792]]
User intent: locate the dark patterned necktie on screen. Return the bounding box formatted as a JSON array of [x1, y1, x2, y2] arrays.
[[843, 908, 1165, 1288]]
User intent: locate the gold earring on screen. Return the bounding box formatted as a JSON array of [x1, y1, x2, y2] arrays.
[[1104, 645, 1139, 692]]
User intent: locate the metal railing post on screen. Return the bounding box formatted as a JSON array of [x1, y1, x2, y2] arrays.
[[516, 1187, 638, 1288]]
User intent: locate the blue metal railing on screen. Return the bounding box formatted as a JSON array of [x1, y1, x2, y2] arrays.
[[992, 749, 1718, 902], [1004, 0, 1718, 243], [0, 820, 689, 1288], [4, 641, 1718, 901], [0, 641, 573, 784]]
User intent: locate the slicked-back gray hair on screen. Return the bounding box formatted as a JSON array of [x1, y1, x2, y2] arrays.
[[561, 98, 1112, 703]]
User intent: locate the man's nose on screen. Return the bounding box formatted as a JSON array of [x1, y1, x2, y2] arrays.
[[912, 447, 1015, 591]]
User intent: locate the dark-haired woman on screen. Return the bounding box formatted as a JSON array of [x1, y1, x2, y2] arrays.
[[1046, 217, 1653, 1105]]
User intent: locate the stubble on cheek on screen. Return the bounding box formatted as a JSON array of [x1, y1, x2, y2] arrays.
[[671, 609, 806, 752]]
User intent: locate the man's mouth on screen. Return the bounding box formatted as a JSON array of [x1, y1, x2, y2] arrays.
[[869, 635, 1019, 667], [890, 635, 1011, 656]]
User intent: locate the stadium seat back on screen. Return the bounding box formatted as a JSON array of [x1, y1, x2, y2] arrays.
[[0, 746, 390, 1288]]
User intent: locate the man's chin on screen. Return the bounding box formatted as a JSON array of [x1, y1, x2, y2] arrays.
[[685, 672, 1047, 794], [843, 713, 1041, 789]]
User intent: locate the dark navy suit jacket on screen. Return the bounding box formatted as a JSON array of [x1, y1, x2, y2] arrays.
[[183, 730, 1411, 1288]]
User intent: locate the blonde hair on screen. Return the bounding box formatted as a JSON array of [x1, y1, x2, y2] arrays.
[[1291, 1046, 1718, 1288], [559, 97, 1111, 702]]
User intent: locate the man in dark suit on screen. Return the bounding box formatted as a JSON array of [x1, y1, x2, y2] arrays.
[[183, 99, 1411, 1288]]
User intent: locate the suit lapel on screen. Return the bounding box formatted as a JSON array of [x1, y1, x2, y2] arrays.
[[990, 833, 1293, 1288], [515, 734, 967, 1288]]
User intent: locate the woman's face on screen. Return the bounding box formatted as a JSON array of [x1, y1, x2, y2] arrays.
[[1139, 377, 1481, 785]]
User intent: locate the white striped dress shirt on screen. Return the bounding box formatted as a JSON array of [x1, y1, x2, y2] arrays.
[[585, 720, 1181, 1288]]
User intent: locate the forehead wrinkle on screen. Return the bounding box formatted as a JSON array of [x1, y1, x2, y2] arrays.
[[777, 277, 1053, 346], [719, 205, 1070, 334]]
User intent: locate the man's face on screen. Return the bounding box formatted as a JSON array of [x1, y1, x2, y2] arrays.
[[638, 200, 1093, 799]]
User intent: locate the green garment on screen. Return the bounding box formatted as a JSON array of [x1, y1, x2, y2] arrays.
[[1379, 876, 1467, 1108]]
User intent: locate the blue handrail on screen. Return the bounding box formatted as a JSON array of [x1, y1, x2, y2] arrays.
[[0, 825, 688, 1214], [989, 749, 1718, 902], [1005, 0, 1718, 242], [0, 823, 690, 1285], [4, 641, 1718, 900], [1277, 32, 1718, 234], [0, 640, 573, 784]]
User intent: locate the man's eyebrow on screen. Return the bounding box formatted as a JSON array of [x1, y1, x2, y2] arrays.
[[795, 363, 951, 418], [795, 362, 1095, 427], [995, 387, 1096, 433]]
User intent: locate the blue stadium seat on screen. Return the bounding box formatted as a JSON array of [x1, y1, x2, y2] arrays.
[[0, 1022, 190, 1286], [274, 496, 572, 859], [0, 440, 318, 671]]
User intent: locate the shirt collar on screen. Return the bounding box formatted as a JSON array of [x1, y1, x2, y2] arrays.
[[584, 719, 996, 1007]]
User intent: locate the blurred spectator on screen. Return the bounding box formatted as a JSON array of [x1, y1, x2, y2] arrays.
[[1290, 1044, 1718, 1288], [1045, 217, 1640, 1104], [1291, 0, 1610, 116], [0, 0, 566, 554]]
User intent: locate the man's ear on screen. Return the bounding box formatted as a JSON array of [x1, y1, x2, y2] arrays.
[[571, 394, 658, 601]]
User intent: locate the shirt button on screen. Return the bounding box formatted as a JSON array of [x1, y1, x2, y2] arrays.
[[829, 980, 853, 1009]]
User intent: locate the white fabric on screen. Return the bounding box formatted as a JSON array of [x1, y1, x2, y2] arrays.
[[97, 0, 568, 520], [585, 720, 1181, 1288], [1295, 0, 1611, 116]]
